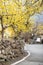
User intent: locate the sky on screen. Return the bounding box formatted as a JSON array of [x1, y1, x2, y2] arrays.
[[30, 12, 43, 23]]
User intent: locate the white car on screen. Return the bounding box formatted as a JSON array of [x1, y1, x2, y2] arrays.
[[36, 38, 41, 43]]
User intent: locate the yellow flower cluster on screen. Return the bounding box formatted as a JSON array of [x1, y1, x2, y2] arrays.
[[4, 26, 15, 38], [36, 24, 43, 35], [0, 0, 28, 38], [26, 0, 43, 15], [0, 0, 43, 38]]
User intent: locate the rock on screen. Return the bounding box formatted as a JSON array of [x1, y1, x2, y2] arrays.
[[0, 50, 1, 54], [5, 46, 11, 55], [0, 45, 2, 49], [0, 54, 4, 58], [1, 49, 5, 54], [11, 44, 16, 49]]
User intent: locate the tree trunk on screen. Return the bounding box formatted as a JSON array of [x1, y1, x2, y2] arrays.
[[0, 16, 4, 43]]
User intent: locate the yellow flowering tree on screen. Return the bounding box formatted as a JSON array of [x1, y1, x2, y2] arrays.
[[0, 0, 43, 40]]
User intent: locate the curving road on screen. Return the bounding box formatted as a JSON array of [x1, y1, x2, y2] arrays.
[[17, 44, 43, 65]]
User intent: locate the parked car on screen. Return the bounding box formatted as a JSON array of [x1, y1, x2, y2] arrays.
[[36, 37, 41, 43]]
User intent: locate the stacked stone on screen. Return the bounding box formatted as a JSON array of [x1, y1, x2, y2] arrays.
[[0, 39, 24, 61]]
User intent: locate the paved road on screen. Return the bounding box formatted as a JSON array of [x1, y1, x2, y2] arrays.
[[17, 44, 43, 65]]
